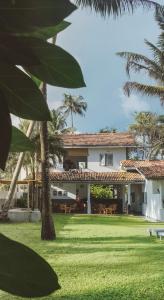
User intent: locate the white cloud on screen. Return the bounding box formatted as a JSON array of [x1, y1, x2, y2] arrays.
[[120, 91, 150, 117]]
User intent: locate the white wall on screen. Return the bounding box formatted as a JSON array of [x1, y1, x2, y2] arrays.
[[87, 147, 126, 172], [143, 180, 164, 221], [51, 183, 77, 200]]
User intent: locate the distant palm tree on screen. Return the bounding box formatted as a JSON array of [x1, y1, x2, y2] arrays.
[[60, 94, 87, 129], [129, 111, 164, 158], [117, 7, 164, 104], [75, 0, 157, 17], [48, 109, 67, 134]]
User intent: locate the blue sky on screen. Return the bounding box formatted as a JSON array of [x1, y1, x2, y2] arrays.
[[47, 3, 163, 133]]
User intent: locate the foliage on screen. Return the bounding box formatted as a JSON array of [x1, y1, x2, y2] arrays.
[[0, 0, 86, 170], [19, 116, 65, 175], [99, 126, 117, 133], [75, 0, 157, 17], [10, 126, 35, 153], [60, 94, 87, 128], [91, 184, 113, 199], [0, 0, 87, 297], [129, 111, 164, 158], [16, 194, 28, 208], [117, 7, 164, 105], [0, 234, 60, 298]]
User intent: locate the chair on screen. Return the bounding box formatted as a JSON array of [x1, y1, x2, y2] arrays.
[[98, 204, 105, 214], [104, 207, 113, 215], [59, 204, 71, 214], [111, 204, 117, 214]]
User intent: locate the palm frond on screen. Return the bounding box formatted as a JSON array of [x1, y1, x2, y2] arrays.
[[75, 0, 157, 17], [144, 39, 164, 62], [117, 51, 162, 77], [124, 81, 164, 104], [126, 61, 163, 81], [155, 5, 164, 31]]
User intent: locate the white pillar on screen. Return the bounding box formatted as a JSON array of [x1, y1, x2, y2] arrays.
[[87, 184, 91, 214], [128, 184, 131, 205]]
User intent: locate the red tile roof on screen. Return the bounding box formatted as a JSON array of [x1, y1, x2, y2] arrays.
[[121, 160, 164, 179], [37, 171, 144, 183], [60, 132, 135, 147]]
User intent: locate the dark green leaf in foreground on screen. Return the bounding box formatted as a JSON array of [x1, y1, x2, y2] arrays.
[[0, 63, 51, 120], [25, 21, 71, 40], [10, 126, 35, 152], [0, 94, 11, 170], [0, 0, 76, 33], [0, 35, 40, 66], [26, 39, 86, 88], [0, 234, 60, 297]]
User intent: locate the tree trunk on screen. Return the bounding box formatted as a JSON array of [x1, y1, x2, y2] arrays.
[[3, 121, 35, 212], [40, 82, 56, 240]]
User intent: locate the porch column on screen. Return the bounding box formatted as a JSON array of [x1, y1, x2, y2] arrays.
[[27, 182, 30, 209], [87, 184, 91, 214], [128, 183, 131, 204], [127, 183, 131, 214]]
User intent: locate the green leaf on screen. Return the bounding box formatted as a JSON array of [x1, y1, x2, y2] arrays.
[[26, 39, 86, 88], [10, 126, 35, 152], [0, 234, 60, 297], [30, 75, 42, 88], [0, 63, 51, 121], [0, 0, 76, 33], [0, 94, 11, 170], [24, 21, 71, 40], [0, 35, 40, 66]]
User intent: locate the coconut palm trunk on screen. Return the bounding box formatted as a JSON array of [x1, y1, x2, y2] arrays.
[[40, 82, 56, 240], [3, 121, 36, 212]]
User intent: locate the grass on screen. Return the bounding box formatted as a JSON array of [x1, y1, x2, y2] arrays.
[[1, 214, 164, 299]]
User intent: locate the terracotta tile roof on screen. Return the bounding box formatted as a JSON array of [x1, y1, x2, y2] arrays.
[[121, 160, 164, 168], [121, 160, 164, 179], [137, 166, 164, 179], [36, 171, 144, 183], [60, 132, 135, 147]]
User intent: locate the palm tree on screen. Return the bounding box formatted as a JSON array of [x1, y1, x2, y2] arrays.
[[75, 0, 158, 17], [129, 111, 164, 158], [48, 109, 67, 134], [40, 83, 56, 240], [48, 109, 72, 134], [117, 7, 164, 104], [60, 94, 87, 129]]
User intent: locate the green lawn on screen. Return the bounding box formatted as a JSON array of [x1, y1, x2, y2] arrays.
[[1, 214, 164, 300]]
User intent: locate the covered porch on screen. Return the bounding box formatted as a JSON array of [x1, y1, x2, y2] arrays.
[[48, 170, 145, 215]]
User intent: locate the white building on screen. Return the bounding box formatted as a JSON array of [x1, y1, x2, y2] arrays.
[[46, 133, 145, 214], [121, 160, 164, 221]]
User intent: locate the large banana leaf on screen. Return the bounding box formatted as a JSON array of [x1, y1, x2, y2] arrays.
[[0, 63, 51, 120], [0, 0, 76, 33], [26, 21, 71, 40], [0, 234, 60, 297], [10, 126, 35, 152], [0, 94, 11, 170], [26, 39, 86, 88]]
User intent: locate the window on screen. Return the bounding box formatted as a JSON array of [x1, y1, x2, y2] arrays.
[[78, 162, 86, 169], [100, 153, 113, 166], [53, 190, 57, 196]]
